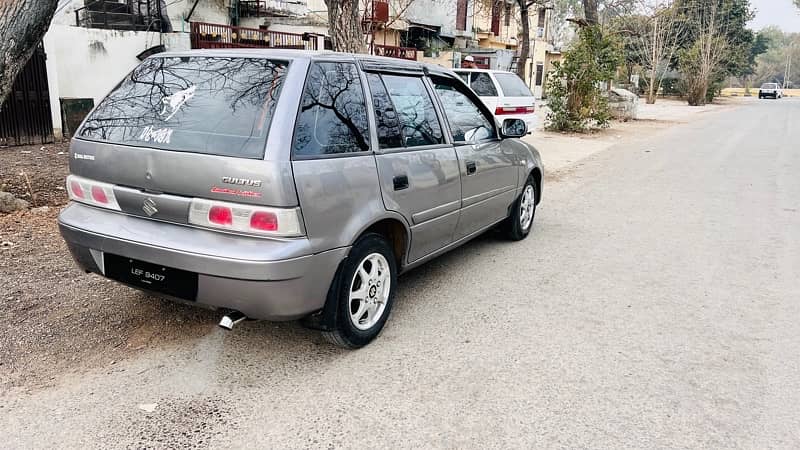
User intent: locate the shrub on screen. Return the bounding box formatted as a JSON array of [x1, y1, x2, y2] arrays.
[[545, 26, 622, 132]]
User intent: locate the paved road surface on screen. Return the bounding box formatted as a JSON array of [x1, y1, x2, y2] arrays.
[[3, 99, 799, 448]]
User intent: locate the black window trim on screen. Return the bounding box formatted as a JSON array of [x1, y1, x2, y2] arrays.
[[364, 70, 453, 155], [290, 60, 373, 161], [452, 70, 472, 85], [428, 73, 501, 146]]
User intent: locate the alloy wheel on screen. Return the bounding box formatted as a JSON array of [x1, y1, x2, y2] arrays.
[[519, 184, 535, 231], [348, 253, 391, 331]]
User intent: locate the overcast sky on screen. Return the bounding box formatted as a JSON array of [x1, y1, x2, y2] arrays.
[[749, 0, 800, 32]]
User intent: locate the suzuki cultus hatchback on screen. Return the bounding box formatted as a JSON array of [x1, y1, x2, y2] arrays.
[[59, 50, 544, 348]]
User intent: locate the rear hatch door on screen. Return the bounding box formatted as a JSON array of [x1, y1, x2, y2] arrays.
[[70, 54, 299, 223], [492, 72, 535, 113]]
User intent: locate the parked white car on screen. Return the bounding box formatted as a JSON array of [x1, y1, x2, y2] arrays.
[[758, 83, 783, 99], [454, 69, 537, 132]]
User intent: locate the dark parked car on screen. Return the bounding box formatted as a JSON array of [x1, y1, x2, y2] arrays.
[[59, 50, 544, 348]]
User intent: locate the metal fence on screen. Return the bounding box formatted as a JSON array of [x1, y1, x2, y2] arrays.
[[0, 45, 54, 147], [372, 44, 417, 61], [190, 22, 319, 50], [74, 0, 168, 32]]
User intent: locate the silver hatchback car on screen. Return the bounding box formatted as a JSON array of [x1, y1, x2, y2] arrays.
[[59, 50, 543, 348]]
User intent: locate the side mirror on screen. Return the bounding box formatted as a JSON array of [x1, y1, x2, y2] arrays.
[[500, 118, 527, 139]]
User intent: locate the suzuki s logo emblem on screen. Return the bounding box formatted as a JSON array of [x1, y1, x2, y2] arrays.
[[142, 198, 158, 217]]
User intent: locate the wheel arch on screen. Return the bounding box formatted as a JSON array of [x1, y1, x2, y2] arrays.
[[529, 167, 542, 205], [354, 215, 411, 270], [303, 214, 409, 333]]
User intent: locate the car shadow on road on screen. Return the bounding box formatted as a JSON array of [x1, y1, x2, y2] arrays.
[[4, 224, 517, 391], [153, 231, 517, 376]]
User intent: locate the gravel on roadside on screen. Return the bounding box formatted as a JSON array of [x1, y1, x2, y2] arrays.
[[0, 144, 220, 390], [0, 209, 220, 390], [0, 142, 71, 208]]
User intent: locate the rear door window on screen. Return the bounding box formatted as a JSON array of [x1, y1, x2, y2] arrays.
[[470, 72, 498, 96], [292, 62, 370, 157], [78, 56, 288, 159], [494, 72, 533, 97], [366, 73, 404, 149]]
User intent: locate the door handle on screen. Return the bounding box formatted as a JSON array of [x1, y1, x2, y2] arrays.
[[466, 161, 477, 175], [393, 174, 409, 191]]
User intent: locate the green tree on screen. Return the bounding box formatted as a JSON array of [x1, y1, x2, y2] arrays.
[[751, 28, 800, 88], [747, 31, 771, 75], [613, 1, 686, 104], [545, 26, 621, 131], [675, 0, 756, 105]]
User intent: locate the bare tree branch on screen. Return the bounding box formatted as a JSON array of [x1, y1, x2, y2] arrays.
[[0, 0, 59, 104]]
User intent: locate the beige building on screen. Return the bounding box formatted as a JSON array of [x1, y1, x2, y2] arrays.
[[466, 0, 557, 96]]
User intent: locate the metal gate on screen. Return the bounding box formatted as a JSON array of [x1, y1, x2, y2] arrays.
[[0, 44, 54, 146]]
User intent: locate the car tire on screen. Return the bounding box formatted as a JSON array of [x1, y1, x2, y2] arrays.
[[503, 176, 537, 241], [322, 233, 397, 349]]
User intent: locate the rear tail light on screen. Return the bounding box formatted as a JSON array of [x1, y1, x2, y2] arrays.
[[495, 105, 535, 115], [208, 205, 233, 226], [69, 180, 85, 199], [189, 198, 302, 237], [66, 175, 120, 210], [91, 185, 108, 204], [66, 175, 302, 237], [250, 211, 278, 231]]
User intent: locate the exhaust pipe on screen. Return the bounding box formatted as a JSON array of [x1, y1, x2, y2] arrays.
[[218, 310, 247, 330]]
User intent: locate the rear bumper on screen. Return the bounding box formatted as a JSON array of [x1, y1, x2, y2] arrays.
[[58, 203, 348, 320]]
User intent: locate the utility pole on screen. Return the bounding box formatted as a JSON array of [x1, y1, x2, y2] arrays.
[[648, 15, 658, 103], [786, 46, 793, 89]]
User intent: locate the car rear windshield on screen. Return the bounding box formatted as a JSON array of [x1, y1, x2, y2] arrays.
[[494, 73, 533, 97], [78, 56, 288, 159], [762, 83, 778, 89]]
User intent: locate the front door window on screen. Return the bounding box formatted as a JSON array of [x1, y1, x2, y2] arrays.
[[432, 78, 497, 143]]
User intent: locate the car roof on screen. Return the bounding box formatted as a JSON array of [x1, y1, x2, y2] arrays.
[[452, 68, 515, 74], [151, 49, 459, 78]]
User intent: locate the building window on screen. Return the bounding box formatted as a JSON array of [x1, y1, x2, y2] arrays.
[[456, 0, 467, 31], [535, 63, 544, 87], [504, 2, 511, 27], [491, 0, 501, 35]]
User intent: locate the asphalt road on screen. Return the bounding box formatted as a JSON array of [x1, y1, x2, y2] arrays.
[[3, 98, 800, 448]]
